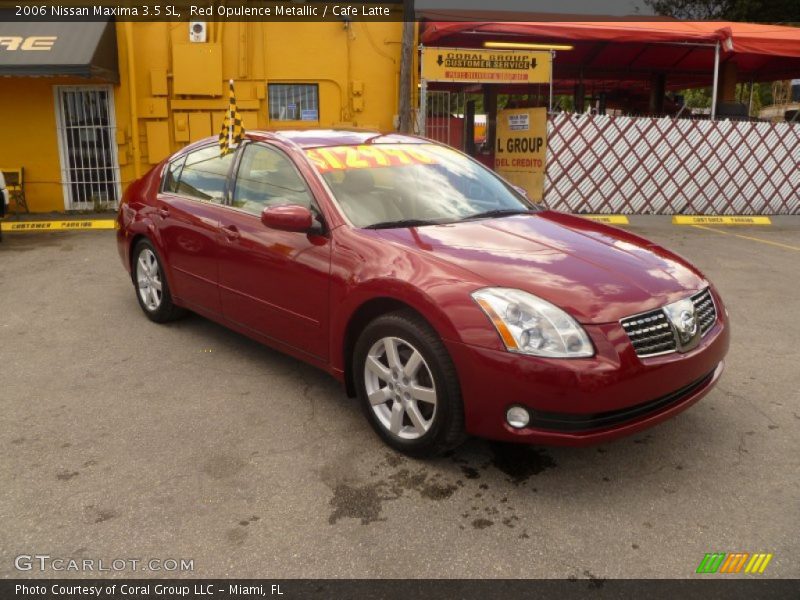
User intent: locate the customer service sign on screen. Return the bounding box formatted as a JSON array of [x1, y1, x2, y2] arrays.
[[422, 47, 551, 84]]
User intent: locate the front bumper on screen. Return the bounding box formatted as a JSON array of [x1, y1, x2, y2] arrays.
[[445, 310, 729, 446]]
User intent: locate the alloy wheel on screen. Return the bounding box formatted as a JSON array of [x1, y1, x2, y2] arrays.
[[136, 248, 163, 311], [364, 336, 438, 440]]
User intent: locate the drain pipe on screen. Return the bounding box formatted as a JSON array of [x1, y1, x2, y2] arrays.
[[125, 21, 141, 179]]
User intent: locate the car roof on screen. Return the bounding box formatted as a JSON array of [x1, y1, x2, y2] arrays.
[[173, 129, 432, 160], [246, 129, 428, 149]]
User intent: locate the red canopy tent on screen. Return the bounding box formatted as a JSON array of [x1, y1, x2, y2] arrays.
[[417, 16, 799, 215], [420, 19, 800, 91]]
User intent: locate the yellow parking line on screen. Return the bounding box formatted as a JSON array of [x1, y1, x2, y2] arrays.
[[691, 224, 800, 252], [1, 219, 116, 232]]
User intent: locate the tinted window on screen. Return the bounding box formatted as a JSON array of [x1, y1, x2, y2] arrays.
[[162, 156, 185, 193], [232, 144, 313, 215], [176, 145, 234, 203]]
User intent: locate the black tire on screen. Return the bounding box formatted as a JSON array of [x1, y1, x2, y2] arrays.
[[353, 310, 466, 457], [131, 239, 185, 323]]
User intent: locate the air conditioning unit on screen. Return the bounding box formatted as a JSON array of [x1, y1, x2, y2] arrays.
[[189, 21, 207, 43]]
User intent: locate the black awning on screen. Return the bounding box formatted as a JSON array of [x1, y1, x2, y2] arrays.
[[0, 21, 118, 82]]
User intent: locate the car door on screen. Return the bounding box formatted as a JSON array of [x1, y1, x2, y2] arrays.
[[156, 145, 234, 316], [217, 142, 332, 360]]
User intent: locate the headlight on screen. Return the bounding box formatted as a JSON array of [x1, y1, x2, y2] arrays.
[[472, 288, 594, 358]]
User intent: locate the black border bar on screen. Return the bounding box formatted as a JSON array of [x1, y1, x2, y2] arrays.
[[3, 579, 800, 600], [2, 1, 407, 23]]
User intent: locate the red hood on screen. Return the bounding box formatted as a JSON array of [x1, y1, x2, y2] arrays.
[[372, 211, 707, 324]]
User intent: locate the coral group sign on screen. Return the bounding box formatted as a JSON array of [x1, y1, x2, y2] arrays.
[[422, 47, 551, 84], [495, 108, 548, 202]]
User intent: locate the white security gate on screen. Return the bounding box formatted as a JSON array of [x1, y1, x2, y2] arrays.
[[425, 90, 451, 145], [55, 86, 122, 210]]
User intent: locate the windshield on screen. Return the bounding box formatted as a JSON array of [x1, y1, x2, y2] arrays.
[[305, 143, 540, 228]]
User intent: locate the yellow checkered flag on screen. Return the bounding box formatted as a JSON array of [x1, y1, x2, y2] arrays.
[[219, 79, 244, 157]]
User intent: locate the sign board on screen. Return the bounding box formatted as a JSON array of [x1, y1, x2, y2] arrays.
[[672, 215, 772, 226], [508, 113, 529, 131], [495, 108, 548, 203], [585, 215, 630, 225], [422, 47, 551, 85]]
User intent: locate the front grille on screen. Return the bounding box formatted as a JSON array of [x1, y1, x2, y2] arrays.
[[692, 288, 717, 336], [620, 309, 676, 357], [528, 369, 716, 432], [621, 287, 718, 358]]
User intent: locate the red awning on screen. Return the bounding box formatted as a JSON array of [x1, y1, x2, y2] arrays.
[[420, 20, 800, 87]]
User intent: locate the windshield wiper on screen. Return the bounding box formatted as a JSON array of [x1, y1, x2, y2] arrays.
[[459, 208, 534, 222], [365, 219, 440, 230]]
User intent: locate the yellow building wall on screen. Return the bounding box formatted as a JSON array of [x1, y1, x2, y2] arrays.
[[1, 21, 405, 213], [118, 21, 404, 202], [0, 76, 119, 213]]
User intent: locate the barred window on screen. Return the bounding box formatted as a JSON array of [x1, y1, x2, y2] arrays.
[[268, 83, 319, 122]]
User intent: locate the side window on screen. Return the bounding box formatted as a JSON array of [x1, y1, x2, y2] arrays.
[[232, 144, 314, 216], [175, 145, 234, 204], [162, 156, 185, 193]]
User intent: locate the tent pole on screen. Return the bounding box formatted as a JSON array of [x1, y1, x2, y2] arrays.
[[420, 79, 427, 136], [711, 41, 720, 121], [418, 44, 427, 136], [748, 80, 755, 116], [549, 50, 555, 113]]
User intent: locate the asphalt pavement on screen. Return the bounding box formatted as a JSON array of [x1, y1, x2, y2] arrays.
[[0, 216, 798, 579]]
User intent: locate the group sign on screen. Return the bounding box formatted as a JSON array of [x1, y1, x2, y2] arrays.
[[495, 108, 548, 203], [421, 47, 551, 202]]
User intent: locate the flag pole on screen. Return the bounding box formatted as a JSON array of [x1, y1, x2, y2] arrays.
[[228, 79, 234, 149]]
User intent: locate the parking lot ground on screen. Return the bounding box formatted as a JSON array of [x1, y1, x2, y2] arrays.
[[0, 217, 798, 579]]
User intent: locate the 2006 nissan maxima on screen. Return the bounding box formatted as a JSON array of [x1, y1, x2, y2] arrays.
[[116, 129, 729, 457]]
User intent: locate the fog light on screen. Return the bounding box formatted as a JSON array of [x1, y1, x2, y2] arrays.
[[506, 406, 530, 429]]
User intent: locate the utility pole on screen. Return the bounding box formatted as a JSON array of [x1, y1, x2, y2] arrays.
[[398, 0, 415, 133]]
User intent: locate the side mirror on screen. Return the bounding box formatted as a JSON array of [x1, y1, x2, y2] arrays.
[[261, 204, 314, 233], [512, 185, 528, 198]]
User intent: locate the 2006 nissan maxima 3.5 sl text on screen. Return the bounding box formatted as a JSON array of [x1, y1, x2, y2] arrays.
[[117, 130, 729, 457]]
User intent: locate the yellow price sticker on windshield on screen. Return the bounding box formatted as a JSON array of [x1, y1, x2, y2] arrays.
[[306, 145, 439, 173]]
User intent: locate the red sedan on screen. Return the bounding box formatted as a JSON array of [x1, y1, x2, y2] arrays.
[[117, 130, 729, 457]]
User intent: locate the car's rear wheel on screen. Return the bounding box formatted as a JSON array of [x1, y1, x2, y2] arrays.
[[132, 239, 185, 323], [353, 310, 466, 457]]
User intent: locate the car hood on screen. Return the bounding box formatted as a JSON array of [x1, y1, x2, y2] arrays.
[[373, 211, 707, 324]]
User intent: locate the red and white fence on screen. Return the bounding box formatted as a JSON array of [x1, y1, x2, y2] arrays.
[[545, 113, 800, 215]]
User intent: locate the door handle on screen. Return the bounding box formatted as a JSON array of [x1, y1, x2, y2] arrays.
[[221, 224, 241, 241], [157, 207, 170, 218]]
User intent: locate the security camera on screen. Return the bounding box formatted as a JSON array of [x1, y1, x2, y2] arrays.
[[189, 21, 207, 43]]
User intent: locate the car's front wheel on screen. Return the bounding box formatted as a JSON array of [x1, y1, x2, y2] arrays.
[[132, 239, 185, 323], [353, 310, 466, 457]]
